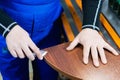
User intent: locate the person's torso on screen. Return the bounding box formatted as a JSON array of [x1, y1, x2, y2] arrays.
[[0, 0, 63, 43], [6, 0, 55, 5], [0, 0, 62, 20]]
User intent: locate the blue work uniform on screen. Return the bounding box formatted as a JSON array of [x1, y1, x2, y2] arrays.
[[0, 0, 63, 80]]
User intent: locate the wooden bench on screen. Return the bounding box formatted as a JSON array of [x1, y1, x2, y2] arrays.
[[61, 0, 120, 52]]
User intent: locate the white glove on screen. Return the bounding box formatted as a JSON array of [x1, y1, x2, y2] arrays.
[[6, 25, 43, 61], [67, 28, 119, 67]]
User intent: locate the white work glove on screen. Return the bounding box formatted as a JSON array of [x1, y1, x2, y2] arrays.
[[6, 25, 43, 61], [67, 28, 119, 67]]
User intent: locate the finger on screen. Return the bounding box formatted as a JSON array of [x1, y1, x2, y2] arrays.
[[15, 47, 25, 59], [83, 45, 90, 64], [98, 46, 107, 64], [91, 46, 99, 67], [28, 40, 43, 60], [104, 43, 119, 56], [22, 45, 35, 61], [9, 49, 18, 58], [66, 38, 79, 50], [7, 47, 17, 58]]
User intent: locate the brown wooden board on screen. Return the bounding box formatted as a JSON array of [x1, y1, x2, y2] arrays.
[[44, 42, 120, 80]]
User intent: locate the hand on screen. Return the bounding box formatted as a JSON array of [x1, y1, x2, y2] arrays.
[[6, 25, 43, 60], [66, 28, 119, 67]]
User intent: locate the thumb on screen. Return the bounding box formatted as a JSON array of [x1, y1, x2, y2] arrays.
[[66, 38, 79, 50]]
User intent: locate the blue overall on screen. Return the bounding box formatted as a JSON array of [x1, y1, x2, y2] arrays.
[[0, 0, 62, 80]]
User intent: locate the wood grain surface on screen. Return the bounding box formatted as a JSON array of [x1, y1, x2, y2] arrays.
[[44, 42, 120, 80]]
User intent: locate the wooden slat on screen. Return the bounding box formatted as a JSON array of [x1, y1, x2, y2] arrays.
[[75, 0, 82, 10], [65, 0, 82, 31], [100, 14, 120, 48], [61, 13, 75, 41], [61, 0, 79, 37], [70, 0, 83, 23]]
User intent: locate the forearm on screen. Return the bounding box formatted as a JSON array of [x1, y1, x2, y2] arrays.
[[0, 9, 17, 37], [82, 0, 103, 31]]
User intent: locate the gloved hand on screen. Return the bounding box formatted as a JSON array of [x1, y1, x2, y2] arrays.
[[6, 25, 43, 60], [67, 28, 119, 67]]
